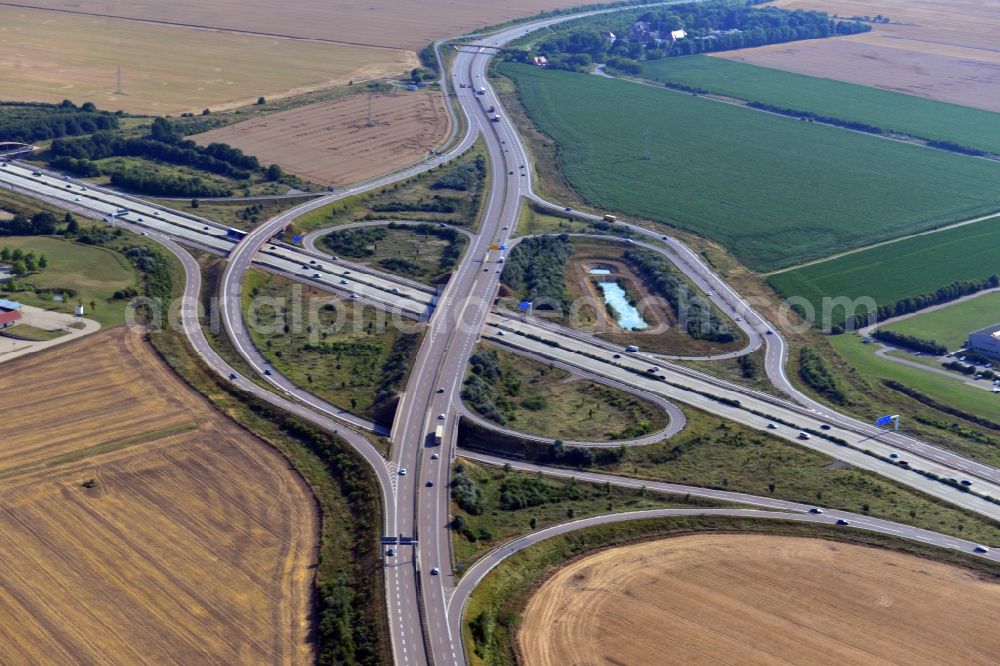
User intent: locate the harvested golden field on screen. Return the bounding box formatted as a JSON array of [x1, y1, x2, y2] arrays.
[[0, 328, 317, 664], [716, 0, 1000, 112], [0, 6, 415, 114], [192, 91, 450, 185], [7, 0, 588, 50], [520, 534, 1000, 666]]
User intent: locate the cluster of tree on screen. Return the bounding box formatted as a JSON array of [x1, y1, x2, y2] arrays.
[[50, 132, 252, 180], [370, 195, 459, 214], [538, 438, 626, 468], [798, 346, 849, 405], [502, 235, 574, 313], [109, 169, 232, 197], [498, 474, 582, 510], [0, 100, 118, 144], [321, 226, 387, 258], [836, 275, 1000, 332], [0, 211, 59, 237], [389, 222, 468, 272], [451, 466, 483, 514], [373, 333, 419, 405], [463, 349, 512, 424], [623, 248, 735, 342], [0, 246, 48, 276], [942, 360, 995, 381], [378, 257, 424, 277], [738, 353, 760, 379], [409, 67, 436, 83], [505, 1, 870, 67], [431, 155, 486, 191], [746, 103, 989, 156], [48, 156, 101, 177], [914, 413, 1000, 449], [872, 329, 946, 355], [124, 246, 173, 303]]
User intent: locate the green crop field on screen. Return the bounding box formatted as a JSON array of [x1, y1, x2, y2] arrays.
[[884, 292, 1000, 350], [640, 56, 1000, 154], [501, 63, 1000, 272], [769, 217, 1000, 321]]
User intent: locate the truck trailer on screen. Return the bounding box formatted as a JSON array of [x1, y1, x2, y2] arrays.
[[434, 425, 444, 446]]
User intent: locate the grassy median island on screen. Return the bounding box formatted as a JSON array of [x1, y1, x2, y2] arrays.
[[883, 292, 1000, 351], [462, 343, 667, 441], [319, 223, 467, 285], [290, 141, 489, 236], [462, 516, 1000, 666], [467, 408, 1000, 548], [500, 62, 1000, 272], [449, 458, 723, 571], [242, 269, 423, 423]]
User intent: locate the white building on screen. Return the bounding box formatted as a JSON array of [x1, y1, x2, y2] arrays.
[[967, 323, 1000, 360]]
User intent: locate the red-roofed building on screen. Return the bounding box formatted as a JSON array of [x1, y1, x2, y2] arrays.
[[0, 309, 21, 328]]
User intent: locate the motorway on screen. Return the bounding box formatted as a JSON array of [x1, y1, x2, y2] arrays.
[[5, 4, 1000, 664]]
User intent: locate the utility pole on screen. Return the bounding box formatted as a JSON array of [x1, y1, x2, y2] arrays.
[[115, 65, 123, 95], [366, 90, 374, 128]]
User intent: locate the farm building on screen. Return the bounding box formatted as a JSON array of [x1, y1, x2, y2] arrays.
[[0, 299, 22, 311], [532, 56, 548, 67], [967, 323, 1000, 360], [0, 309, 21, 329]]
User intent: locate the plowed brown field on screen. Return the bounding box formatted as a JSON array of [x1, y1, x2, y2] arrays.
[[0, 328, 317, 664], [192, 91, 450, 185], [6, 0, 588, 50], [520, 534, 1000, 666], [716, 0, 1000, 112]]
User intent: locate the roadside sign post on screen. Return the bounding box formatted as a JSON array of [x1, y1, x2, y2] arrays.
[[876, 414, 900, 432]]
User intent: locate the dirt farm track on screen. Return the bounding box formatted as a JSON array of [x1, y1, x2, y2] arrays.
[[0, 328, 317, 664], [520, 534, 1000, 666], [192, 91, 450, 186]]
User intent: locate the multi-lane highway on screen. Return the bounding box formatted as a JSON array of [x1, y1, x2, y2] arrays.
[[5, 3, 1000, 664]]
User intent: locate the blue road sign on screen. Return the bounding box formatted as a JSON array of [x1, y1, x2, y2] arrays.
[[518, 300, 531, 310], [293, 235, 302, 243], [499, 244, 507, 251], [876, 415, 893, 427]]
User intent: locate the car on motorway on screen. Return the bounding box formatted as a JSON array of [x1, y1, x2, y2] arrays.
[[767, 423, 777, 429], [350, 293, 359, 299], [613, 353, 621, 359], [798, 432, 811, 440], [426, 480, 434, 487], [340, 279, 349, 285], [431, 453, 440, 460], [661, 235, 668, 240], [313, 272, 321, 278], [398, 468, 407, 476], [766, 330, 773, 335], [975, 545, 990, 553], [889, 452, 899, 459], [331, 255, 339, 260], [820, 424, 831, 430], [564, 207, 572, 212], [436, 387, 445, 393], [961, 479, 973, 486], [387, 548, 396, 556], [836, 519, 849, 525], [508, 170, 514, 174], [809, 507, 823, 514], [898, 460, 909, 466], [496, 268, 502, 273], [497, 330, 505, 336], [228, 372, 237, 380], [437, 413, 445, 420], [430, 568, 440, 575], [264, 369, 272, 376]]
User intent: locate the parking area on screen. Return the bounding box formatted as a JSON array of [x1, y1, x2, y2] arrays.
[[0, 305, 100, 363]]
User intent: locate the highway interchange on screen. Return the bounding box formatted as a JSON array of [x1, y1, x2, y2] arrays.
[[3, 4, 1000, 664]]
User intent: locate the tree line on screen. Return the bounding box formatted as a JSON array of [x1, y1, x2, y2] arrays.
[[623, 248, 735, 342], [0, 100, 119, 144], [872, 329, 947, 355], [503, 1, 870, 71], [502, 235, 575, 313], [836, 275, 1000, 332]]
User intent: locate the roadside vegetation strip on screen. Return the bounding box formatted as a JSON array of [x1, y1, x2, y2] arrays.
[[461, 393, 1000, 548], [768, 219, 1000, 327], [640, 55, 1000, 155], [500, 62, 1000, 273], [448, 457, 722, 570], [149, 261, 388, 665], [462, 516, 1000, 666], [462, 341, 668, 440]]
